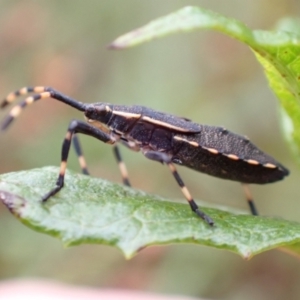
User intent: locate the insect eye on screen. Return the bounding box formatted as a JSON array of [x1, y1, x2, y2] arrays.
[[84, 104, 112, 124], [84, 105, 95, 118], [85, 104, 105, 117]]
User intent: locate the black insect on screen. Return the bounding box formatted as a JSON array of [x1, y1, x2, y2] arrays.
[[1, 86, 289, 226]]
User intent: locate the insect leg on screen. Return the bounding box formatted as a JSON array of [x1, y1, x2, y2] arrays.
[[168, 163, 214, 225], [144, 151, 214, 226], [72, 134, 89, 175], [242, 184, 258, 215], [1, 86, 86, 130], [42, 120, 115, 202], [112, 145, 131, 187]]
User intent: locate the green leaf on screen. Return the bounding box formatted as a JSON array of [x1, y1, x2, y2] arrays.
[[0, 167, 300, 259], [110, 6, 300, 160]]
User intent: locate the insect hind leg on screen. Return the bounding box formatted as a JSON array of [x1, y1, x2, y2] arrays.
[[144, 150, 214, 226], [242, 184, 258, 215]]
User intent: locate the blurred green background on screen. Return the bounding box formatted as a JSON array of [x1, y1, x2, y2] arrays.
[[0, 1, 300, 299]]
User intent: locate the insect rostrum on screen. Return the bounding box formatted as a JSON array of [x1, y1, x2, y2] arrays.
[[1, 86, 289, 226]]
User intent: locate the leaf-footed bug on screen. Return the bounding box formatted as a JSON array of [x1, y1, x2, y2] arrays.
[[1, 86, 289, 226]]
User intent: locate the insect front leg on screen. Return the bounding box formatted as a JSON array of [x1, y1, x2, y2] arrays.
[[143, 150, 214, 226], [42, 120, 115, 202]]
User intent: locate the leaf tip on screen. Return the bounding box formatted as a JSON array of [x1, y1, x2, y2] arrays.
[[242, 251, 253, 260], [0, 190, 26, 216], [107, 42, 122, 50]]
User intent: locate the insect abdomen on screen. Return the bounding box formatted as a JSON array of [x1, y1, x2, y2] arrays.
[[172, 126, 289, 184]]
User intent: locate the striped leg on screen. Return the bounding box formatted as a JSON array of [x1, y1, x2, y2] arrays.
[[242, 184, 258, 215], [112, 145, 131, 187], [143, 151, 214, 226], [168, 163, 214, 226], [42, 120, 115, 202], [72, 134, 89, 175], [73, 136, 131, 186], [1, 86, 86, 130]]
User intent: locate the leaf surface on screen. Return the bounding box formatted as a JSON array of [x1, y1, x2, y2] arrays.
[[0, 167, 299, 259]]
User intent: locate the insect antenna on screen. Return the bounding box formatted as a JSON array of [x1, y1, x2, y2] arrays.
[[1, 87, 40, 108], [1, 86, 87, 130]]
